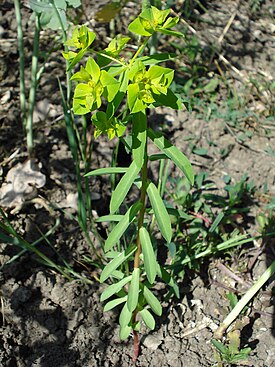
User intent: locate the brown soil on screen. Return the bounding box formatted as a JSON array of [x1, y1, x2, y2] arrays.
[[0, 1, 274, 366]]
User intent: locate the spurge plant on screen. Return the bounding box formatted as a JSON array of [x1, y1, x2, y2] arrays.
[[63, 5, 194, 361]]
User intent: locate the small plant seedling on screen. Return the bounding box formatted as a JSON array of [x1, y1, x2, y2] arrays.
[[212, 332, 252, 366], [212, 293, 252, 366], [163, 172, 261, 278], [64, 5, 194, 361]]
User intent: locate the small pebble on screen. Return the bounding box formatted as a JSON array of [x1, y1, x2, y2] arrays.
[[143, 334, 162, 351]]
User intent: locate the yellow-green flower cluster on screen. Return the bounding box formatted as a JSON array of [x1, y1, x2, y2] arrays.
[[127, 62, 174, 113], [71, 58, 119, 114]]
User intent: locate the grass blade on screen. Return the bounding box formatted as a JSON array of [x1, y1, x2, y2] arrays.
[[85, 167, 128, 176]]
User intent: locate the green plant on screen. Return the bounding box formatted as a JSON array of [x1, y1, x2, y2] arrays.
[[256, 199, 275, 236], [14, 0, 101, 258], [249, 0, 265, 14], [161, 172, 261, 278], [212, 331, 252, 366], [212, 260, 275, 366], [13, 0, 81, 155], [0, 208, 90, 282], [63, 5, 194, 361]]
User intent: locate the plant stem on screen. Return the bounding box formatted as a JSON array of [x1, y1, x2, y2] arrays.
[[131, 114, 148, 363], [13, 0, 26, 123], [26, 13, 40, 156], [130, 38, 150, 66], [50, 0, 72, 102], [133, 328, 139, 364]]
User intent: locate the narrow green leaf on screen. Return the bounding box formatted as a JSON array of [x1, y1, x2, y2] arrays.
[[105, 250, 120, 259], [120, 325, 132, 341], [143, 285, 162, 316], [119, 302, 133, 328], [95, 215, 123, 223], [132, 111, 147, 169], [133, 321, 141, 331], [110, 161, 140, 213], [211, 339, 228, 354], [103, 296, 127, 312], [67, 49, 86, 72], [139, 227, 157, 284], [100, 245, 136, 282], [148, 153, 168, 161], [104, 201, 142, 252], [148, 128, 194, 185], [147, 182, 172, 242], [159, 28, 183, 37], [140, 308, 155, 330], [111, 270, 125, 280], [127, 268, 140, 312], [156, 264, 180, 298], [85, 167, 127, 176], [193, 148, 208, 156], [209, 212, 224, 233], [139, 53, 176, 65], [100, 275, 132, 302], [166, 207, 193, 221]]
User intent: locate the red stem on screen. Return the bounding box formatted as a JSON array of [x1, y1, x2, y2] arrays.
[[132, 330, 139, 364], [189, 210, 211, 227]]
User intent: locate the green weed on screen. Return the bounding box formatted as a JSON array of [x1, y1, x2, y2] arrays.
[[13, 0, 82, 155], [63, 5, 194, 360]]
